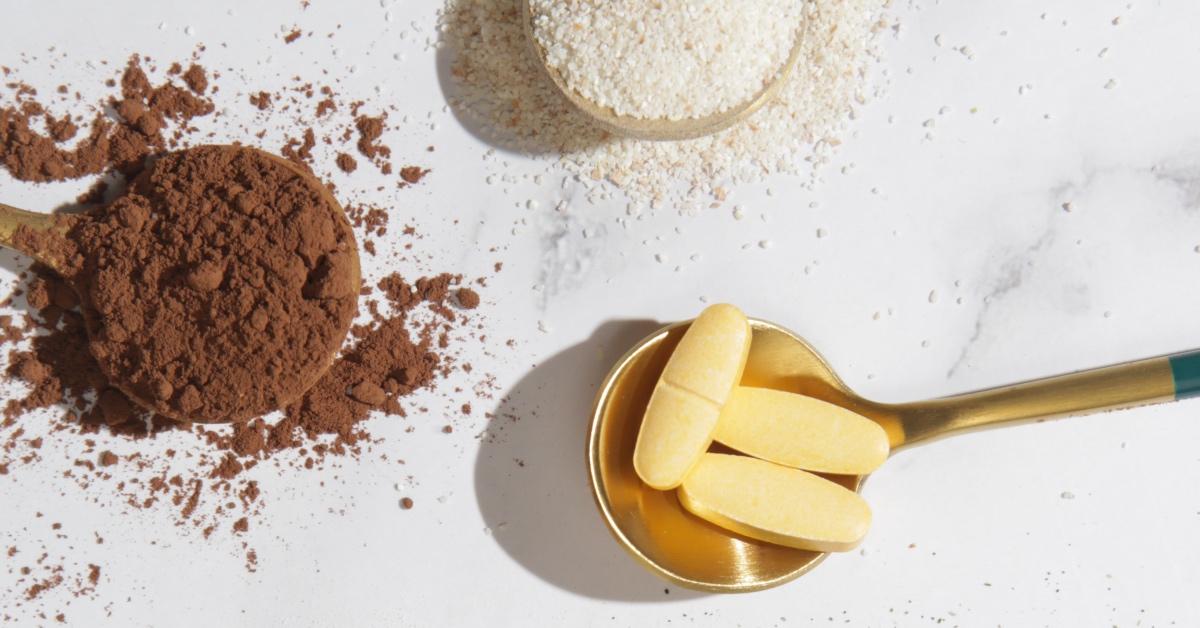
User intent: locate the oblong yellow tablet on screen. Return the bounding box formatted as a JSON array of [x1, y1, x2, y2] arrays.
[[714, 387, 890, 475], [634, 304, 751, 490], [678, 453, 871, 552]]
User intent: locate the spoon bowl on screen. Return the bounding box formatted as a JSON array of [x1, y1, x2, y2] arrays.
[[520, 1, 804, 142], [0, 145, 361, 424], [591, 316, 1192, 592], [589, 318, 875, 592]]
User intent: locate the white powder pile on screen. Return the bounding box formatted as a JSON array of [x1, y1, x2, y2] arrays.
[[529, 0, 804, 121], [440, 0, 890, 211]]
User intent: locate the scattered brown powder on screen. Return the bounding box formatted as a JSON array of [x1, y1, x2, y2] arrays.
[[336, 152, 358, 173], [0, 55, 214, 183], [282, 127, 317, 163]]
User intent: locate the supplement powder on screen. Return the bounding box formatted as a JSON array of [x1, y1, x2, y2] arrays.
[[530, 0, 803, 121]]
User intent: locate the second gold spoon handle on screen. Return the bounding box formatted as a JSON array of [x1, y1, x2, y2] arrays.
[[0, 202, 69, 273], [892, 351, 1200, 448]]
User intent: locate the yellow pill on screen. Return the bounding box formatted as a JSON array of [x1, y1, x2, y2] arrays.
[[714, 387, 890, 475], [678, 453, 871, 552], [634, 304, 751, 490]]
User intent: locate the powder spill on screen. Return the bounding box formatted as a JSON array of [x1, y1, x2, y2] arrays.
[[441, 0, 890, 210], [0, 46, 491, 620]]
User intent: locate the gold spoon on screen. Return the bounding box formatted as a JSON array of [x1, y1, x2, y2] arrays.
[[519, 2, 804, 142], [590, 316, 1199, 592], [0, 146, 361, 424]]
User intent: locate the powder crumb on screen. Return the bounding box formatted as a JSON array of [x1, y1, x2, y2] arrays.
[[349, 381, 386, 406], [400, 497, 414, 509], [336, 152, 358, 173], [248, 91, 272, 110], [399, 166, 429, 184], [97, 451, 118, 467], [284, 28, 303, 44], [355, 114, 390, 165], [181, 64, 208, 94], [455, 288, 480, 309]]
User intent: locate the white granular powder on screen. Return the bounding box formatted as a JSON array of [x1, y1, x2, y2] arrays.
[[529, 0, 804, 121], [440, 0, 889, 211]]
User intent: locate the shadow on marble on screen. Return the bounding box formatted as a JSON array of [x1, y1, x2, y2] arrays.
[[434, 2, 609, 158], [475, 319, 708, 602]]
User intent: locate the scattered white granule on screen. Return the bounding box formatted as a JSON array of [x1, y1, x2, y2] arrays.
[[442, 0, 890, 208]]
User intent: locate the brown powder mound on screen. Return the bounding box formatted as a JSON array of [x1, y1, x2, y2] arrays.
[[66, 145, 359, 423], [0, 55, 214, 182], [336, 152, 357, 173]]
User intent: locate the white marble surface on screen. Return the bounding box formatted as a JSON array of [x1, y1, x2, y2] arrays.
[[3, 0, 1200, 625]]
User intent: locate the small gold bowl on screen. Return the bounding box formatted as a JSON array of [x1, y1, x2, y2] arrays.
[[587, 318, 867, 593]]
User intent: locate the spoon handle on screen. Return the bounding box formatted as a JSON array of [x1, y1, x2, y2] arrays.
[[890, 351, 1200, 448], [0, 202, 68, 273]]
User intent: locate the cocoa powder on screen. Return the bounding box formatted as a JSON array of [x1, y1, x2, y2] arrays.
[[0, 46, 491, 620], [44, 145, 359, 423]]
